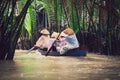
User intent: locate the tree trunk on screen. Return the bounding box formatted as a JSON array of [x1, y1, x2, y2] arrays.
[[0, 0, 33, 60]]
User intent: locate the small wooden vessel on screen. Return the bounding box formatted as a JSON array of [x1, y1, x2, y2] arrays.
[[37, 49, 87, 57]]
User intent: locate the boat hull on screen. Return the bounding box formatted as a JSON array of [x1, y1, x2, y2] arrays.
[[37, 49, 87, 56]]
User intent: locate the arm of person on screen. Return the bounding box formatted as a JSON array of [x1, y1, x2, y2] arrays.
[[34, 36, 44, 48]]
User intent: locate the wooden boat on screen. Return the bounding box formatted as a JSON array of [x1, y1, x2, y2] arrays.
[[37, 49, 87, 57]]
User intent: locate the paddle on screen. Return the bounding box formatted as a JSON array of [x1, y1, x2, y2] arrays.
[[26, 46, 35, 54], [26, 45, 40, 54]]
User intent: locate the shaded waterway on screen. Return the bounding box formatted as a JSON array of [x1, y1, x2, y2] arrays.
[[0, 50, 120, 80]]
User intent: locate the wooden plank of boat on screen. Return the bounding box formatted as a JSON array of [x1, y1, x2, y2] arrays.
[[38, 50, 61, 56], [39, 50, 87, 56]]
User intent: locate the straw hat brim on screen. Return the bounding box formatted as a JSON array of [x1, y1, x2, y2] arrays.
[[40, 29, 50, 35], [51, 32, 59, 38], [63, 28, 74, 35]]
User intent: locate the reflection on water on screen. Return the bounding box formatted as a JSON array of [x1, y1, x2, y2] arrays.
[[0, 50, 120, 80]]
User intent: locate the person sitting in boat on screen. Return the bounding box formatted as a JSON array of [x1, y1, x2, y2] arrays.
[[47, 32, 59, 52], [34, 28, 50, 51], [58, 28, 79, 55], [56, 32, 68, 53]]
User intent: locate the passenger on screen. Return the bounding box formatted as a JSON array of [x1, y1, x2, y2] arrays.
[[48, 32, 59, 52], [58, 28, 79, 55], [56, 32, 68, 53], [34, 28, 50, 51]]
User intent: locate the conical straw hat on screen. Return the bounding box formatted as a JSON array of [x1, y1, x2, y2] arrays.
[[63, 28, 74, 35], [51, 32, 59, 38], [40, 29, 50, 35], [60, 32, 68, 37]]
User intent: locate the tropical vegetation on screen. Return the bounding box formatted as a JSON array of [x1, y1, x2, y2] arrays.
[[0, 0, 120, 60]]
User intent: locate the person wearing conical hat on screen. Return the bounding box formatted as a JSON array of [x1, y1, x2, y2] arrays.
[[58, 28, 79, 55], [53, 31, 68, 53], [40, 29, 50, 35], [47, 32, 59, 52], [34, 28, 50, 51]]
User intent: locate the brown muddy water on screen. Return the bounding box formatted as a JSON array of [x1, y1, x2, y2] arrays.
[[0, 50, 120, 80]]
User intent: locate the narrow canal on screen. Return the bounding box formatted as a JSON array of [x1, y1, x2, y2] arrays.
[[0, 50, 120, 80]]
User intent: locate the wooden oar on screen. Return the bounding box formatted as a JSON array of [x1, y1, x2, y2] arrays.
[[26, 46, 35, 54]]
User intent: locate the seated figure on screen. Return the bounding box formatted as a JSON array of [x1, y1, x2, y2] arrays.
[[57, 28, 79, 55], [47, 32, 59, 52], [34, 28, 50, 51]]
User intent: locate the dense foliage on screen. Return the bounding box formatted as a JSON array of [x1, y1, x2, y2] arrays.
[[0, 0, 120, 60]]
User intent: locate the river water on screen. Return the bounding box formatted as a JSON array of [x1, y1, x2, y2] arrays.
[[0, 50, 120, 80]]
